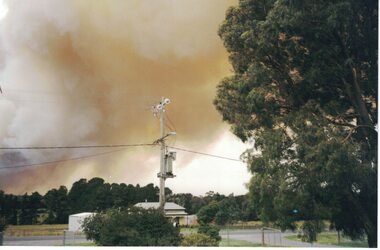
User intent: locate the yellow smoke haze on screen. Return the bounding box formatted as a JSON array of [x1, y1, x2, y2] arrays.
[[0, 0, 248, 195]]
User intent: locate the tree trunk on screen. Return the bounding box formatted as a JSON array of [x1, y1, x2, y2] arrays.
[[342, 75, 377, 161], [366, 227, 377, 248]]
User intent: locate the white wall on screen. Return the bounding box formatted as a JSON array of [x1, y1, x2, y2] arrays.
[[68, 213, 95, 232]]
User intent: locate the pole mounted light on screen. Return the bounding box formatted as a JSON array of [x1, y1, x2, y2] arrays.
[[152, 97, 176, 210]]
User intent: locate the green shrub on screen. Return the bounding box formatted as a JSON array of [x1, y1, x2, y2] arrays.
[[82, 207, 181, 246], [181, 233, 219, 246], [300, 220, 325, 243], [197, 201, 219, 224], [198, 224, 221, 241]]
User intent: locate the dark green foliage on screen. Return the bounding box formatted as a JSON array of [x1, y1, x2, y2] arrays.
[[198, 224, 221, 242], [0, 179, 167, 226], [300, 220, 325, 243], [19, 194, 31, 225], [167, 193, 194, 214], [168, 192, 253, 222], [0, 178, 252, 228], [215, 195, 241, 225], [216, 0, 377, 247], [44, 186, 70, 224], [68, 178, 112, 213], [0, 217, 7, 232], [19, 192, 42, 225], [0, 191, 19, 225], [196, 201, 219, 225], [82, 207, 181, 246], [190, 195, 210, 214], [68, 178, 161, 214], [180, 233, 219, 246], [81, 213, 106, 243], [195, 199, 223, 243]]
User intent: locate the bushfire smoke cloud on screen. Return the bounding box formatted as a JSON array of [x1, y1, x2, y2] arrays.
[[0, 0, 240, 194]]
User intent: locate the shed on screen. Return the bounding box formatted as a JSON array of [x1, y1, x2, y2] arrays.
[[68, 212, 96, 232]]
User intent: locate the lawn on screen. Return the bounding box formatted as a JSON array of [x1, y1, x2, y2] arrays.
[[180, 227, 198, 234], [5, 224, 68, 237], [285, 233, 368, 248]]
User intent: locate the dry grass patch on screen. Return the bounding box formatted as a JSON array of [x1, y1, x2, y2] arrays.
[[5, 224, 68, 237]]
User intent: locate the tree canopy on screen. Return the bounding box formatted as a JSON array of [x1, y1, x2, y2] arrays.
[[215, 0, 377, 247]]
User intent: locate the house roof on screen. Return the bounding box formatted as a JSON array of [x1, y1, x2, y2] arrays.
[[135, 202, 187, 212]]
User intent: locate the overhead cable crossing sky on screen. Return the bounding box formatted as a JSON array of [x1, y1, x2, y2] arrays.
[[0, 143, 244, 170]]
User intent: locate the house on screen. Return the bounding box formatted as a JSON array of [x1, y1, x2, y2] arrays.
[[134, 202, 189, 225]]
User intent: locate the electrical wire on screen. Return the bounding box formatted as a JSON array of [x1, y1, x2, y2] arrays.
[[0, 143, 156, 150], [0, 144, 244, 172], [164, 112, 177, 146], [164, 123, 175, 132], [165, 112, 177, 132], [0, 148, 128, 170], [167, 146, 243, 162]]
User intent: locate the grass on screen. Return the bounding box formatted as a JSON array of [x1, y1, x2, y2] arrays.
[[285, 233, 368, 248], [180, 227, 198, 234], [5, 224, 68, 237]]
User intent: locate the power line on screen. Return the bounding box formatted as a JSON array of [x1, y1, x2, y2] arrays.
[[167, 146, 243, 162], [0, 143, 244, 172], [0, 148, 128, 170], [0, 143, 156, 150], [164, 123, 175, 132], [165, 112, 177, 132]]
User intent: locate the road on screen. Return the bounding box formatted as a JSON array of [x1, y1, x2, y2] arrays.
[[3, 229, 335, 247], [3, 235, 91, 246], [219, 229, 336, 248]]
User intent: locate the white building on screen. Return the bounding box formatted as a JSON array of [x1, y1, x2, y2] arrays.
[[68, 212, 96, 232]]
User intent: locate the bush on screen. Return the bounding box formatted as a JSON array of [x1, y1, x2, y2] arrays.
[[197, 201, 219, 224], [300, 220, 325, 243], [82, 207, 181, 246], [198, 224, 221, 241], [181, 233, 219, 246], [82, 213, 106, 243]]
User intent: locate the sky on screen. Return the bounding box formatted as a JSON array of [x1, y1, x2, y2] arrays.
[[0, 0, 251, 196]]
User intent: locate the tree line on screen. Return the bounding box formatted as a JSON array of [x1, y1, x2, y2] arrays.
[[0, 177, 164, 225], [0, 177, 255, 225]]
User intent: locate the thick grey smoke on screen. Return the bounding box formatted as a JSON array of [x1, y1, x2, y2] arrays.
[[0, 0, 238, 194]]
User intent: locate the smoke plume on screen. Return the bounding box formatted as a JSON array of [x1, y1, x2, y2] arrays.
[[0, 0, 240, 194]]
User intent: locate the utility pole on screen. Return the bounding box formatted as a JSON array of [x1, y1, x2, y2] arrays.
[[152, 97, 176, 210]]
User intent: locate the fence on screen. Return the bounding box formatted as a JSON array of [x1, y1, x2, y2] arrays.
[[62, 230, 90, 246], [261, 227, 282, 246], [219, 227, 283, 247]]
